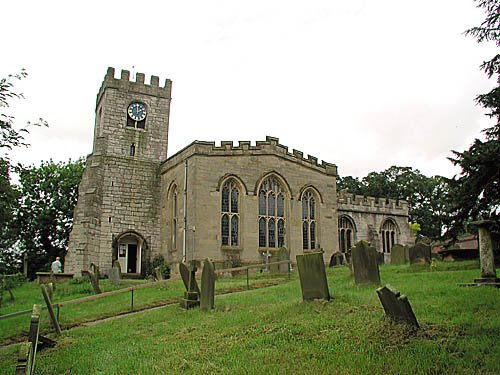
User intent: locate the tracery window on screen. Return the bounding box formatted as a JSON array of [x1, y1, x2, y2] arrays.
[[381, 220, 396, 253], [302, 191, 317, 250], [339, 216, 354, 253], [258, 176, 285, 248], [221, 180, 240, 246], [170, 187, 178, 251]]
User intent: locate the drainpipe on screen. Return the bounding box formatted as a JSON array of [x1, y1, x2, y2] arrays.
[[182, 160, 188, 263]]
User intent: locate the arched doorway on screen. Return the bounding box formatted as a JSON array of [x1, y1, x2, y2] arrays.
[[116, 232, 146, 274]]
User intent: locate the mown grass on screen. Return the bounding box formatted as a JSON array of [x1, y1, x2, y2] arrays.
[[0, 272, 288, 343], [1, 261, 499, 374]]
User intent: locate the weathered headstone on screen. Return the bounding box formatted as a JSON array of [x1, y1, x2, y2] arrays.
[[329, 252, 344, 267], [179, 262, 200, 309], [200, 259, 216, 311], [470, 220, 499, 285], [85, 263, 102, 294], [351, 241, 380, 284], [391, 244, 408, 265], [108, 266, 121, 285], [16, 305, 41, 374], [270, 247, 290, 273], [154, 266, 163, 281], [16, 341, 34, 375], [47, 282, 54, 302], [296, 252, 330, 301], [112, 259, 122, 274], [376, 285, 419, 328], [408, 242, 431, 265]]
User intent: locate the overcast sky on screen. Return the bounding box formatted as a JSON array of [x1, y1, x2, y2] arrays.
[[3, 0, 497, 179]]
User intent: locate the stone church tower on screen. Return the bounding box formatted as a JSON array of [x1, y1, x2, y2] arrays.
[[66, 67, 414, 276], [65, 68, 172, 275]]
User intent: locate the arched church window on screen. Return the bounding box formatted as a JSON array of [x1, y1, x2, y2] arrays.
[[381, 219, 397, 253], [170, 187, 178, 251], [339, 216, 355, 253], [258, 176, 286, 248], [302, 190, 317, 250], [221, 179, 240, 246]]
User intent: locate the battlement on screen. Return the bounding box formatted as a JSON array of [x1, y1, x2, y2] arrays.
[[162, 136, 337, 176], [96, 67, 172, 108], [337, 190, 409, 211]]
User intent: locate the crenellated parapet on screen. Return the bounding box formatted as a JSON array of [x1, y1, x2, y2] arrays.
[[337, 189, 409, 211], [96, 67, 172, 109], [161, 136, 337, 176]]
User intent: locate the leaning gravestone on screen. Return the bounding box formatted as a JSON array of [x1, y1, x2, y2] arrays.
[[296, 252, 330, 301], [376, 285, 419, 328], [179, 262, 200, 309], [351, 241, 380, 284], [200, 259, 216, 311], [391, 244, 408, 265], [409, 242, 431, 264]]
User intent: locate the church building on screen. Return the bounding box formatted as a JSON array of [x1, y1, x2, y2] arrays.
[[65, 68, 413, 276]]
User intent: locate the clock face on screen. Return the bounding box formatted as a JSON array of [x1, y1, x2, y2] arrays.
[[127, 102, 147, 122]]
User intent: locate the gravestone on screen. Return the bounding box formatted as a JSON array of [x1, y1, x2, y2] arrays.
[[329, 252, 344, 267], [296, 252, 330, 301], [17, 304, 41, 375], [376, 285, 419, 328], [409, 243, 431, 264], [154, 267, 163, 281], [470, 220, 500, 285], [112, 259, 122, 274], [391, 244, 408, 265], [351, 241, 380, 284], [270, 247, 290, 274], [86, 263, 102, 294], [47, 282, 54, 302], [108, 266, 121, 285], [200, 259, 216, 311], [179, 262, 200, 309]]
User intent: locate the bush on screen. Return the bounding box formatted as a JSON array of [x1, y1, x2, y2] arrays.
[[147, 255, 170, 279]]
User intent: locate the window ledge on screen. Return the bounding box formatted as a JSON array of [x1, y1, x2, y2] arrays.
[[257, 248, 283, 254], [221, 246, 242, 252]]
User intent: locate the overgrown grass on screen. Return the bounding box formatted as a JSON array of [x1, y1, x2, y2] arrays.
[[1, 261, 499, 374]]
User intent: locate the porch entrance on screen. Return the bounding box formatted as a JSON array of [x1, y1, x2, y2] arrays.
[[117, 235, 142, 274]]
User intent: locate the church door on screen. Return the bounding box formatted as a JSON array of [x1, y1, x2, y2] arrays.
[[127, 244, 138, 273]]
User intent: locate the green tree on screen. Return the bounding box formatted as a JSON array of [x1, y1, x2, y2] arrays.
[[15, 159, 84, 278], [338, 166, 451, 240], [0, 70, 47, 274], [446, 0, 500, 240], [1, 70, 47, 152], [0, 159, 20, 274]]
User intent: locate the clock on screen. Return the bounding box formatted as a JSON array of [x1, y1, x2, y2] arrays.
[[127, 102, 147, 122]]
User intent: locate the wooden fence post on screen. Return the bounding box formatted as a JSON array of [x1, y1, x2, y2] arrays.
[[40, 284, 62, 335]]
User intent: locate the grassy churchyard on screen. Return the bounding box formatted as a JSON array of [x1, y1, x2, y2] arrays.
[[0, 261, 499, 374]]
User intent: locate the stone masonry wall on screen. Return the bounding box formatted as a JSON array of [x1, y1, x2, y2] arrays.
[[160, 137, 338, 266]]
